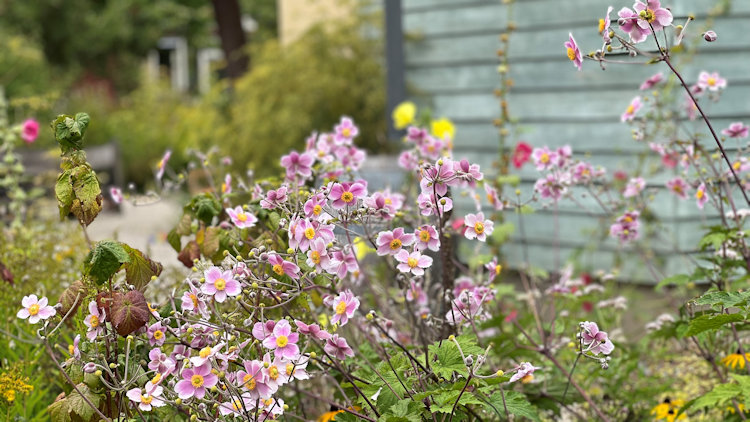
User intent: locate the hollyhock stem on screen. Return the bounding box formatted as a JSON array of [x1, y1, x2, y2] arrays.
[[661, 57, 750, 206]]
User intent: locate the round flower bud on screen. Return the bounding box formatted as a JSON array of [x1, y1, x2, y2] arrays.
[[703, 30, 717, 42], [94, 370, 102, 377], [496, 370, 504, 377], [175, 398, 182, 405], [109, 363, 117, 369], [309, 352, 317, 359], [286, 248, 295, 254]]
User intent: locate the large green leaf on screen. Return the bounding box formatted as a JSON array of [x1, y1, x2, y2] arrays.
[[121, 244, 163, 291], [70, 165, 102, 225], [55, 169, 74, 219], [693, 291, 750, 309], [489, 391, 541, 422], [66, 384, 100, 421], [84, 240, 130, 285], [682, 313, 745, 337]]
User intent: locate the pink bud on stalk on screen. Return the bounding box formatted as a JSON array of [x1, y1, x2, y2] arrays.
[[703, 30, 717, 42]]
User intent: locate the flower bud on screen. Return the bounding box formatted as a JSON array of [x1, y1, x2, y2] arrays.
[[83, 362, 97, 373], [496, 370, 504, 377], [703, 30, 717, 42], [94, 370, 102, 377]]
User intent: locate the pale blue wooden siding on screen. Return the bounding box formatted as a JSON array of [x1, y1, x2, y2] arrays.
[[401, 0, 750, 281]]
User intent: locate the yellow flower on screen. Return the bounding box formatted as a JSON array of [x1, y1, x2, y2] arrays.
[[392, 101, 416, 129], [431, 117, 455, 140], [721, 352, 750, 370], [728, 403, 749, 414], [0, 370, 33, 403], [353, 236, 374, 261], [317, 406, 361, 422], [651, 397, 686, 421]]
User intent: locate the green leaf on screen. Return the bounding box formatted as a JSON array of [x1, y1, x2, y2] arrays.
[[655, 274, 690, 290], [490, 222, 515, 244], [84, 240, 130, 285], [48, 397, 72, 422], [55, 169, 74, 219], [52, 113, 90, 153], [495, 174, 521, 187], [201, 226, 221, 258], [190, 194, 221, 224], [489, 391, 541, 422], [70, 165, 102, 226], [431, 390, 484, 413], [427, 335, 485, 379], [175, 213, 193, 236], [167, 229, 182, 252], [121, 244, 163, 291], [518, 204, 535, 214], [694, 291, 750, 309], [67, 384, 100, 421], [686, 382, 741, 410], [682, 313, 745, 337]]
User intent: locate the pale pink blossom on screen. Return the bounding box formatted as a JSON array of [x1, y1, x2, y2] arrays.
[[330, 290, 360, 326], [639, 72, 664, 90], [666, 177, 689, 199], [294, 320, 331, 340], [84, 301, 106, 340], [623, 177, 646, 198], [17, 295, 56, 324], [262, 319, 300, 359], [226, 206, 258, 229], [721, 122, 749, 139], [564, 33, 582, 71], [109, 187, 123, 204], [376, 228, 416, 256], [509, 362, 541, 383], [174, 363, 218, 399], [621, 96, 642, 122], [267, 253, 300, 279], [236, 360, 276, 399], [610, 210, 640, 242], [414, 225, 440, 251], [580, 321, 615, 355], [324, 334, 355, 360], [126, 382, 165, 412], [202, 266, 242, 302], [531, 146, 558, 171], [395, 250, 433, 276], [280, 150, 315, 180], [21, 119, 40, 143], [464, 212, 494, 241], [695, 183, 709, 209], [329, 181, 367, 209], [697, 71, 727, 91]]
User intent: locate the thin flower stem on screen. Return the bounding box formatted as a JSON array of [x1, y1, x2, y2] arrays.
[[562, 353, 582, 402], [499, 387, 510, 420], [448, 373, 473, 422], [661, 55, 750, 206]]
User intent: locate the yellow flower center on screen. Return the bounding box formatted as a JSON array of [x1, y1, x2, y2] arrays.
[[336, 301, 347, 315], [626, 104, 635, 115], [141, 394, 153, 405], [389, 239, 402, 250], [385, 198, 392, 205], [673, 185, 683, 194], [696, 190, 704, 199], [199, 347, 212, 359], [643, 8, 655, 22], [624, 216, 633, 223], [407, 257, 418, 268], [232, 399, 241, 411], [707, 77, 716, 86], [311, 251, 321, 264], [419, 229, 431, 242], [313, 204, 322, 215], [521, 374, 534, 384], [566, 47, 576, 61], [342, 128, 351, 138], [243, 373, 257, 390], [286, 363, 295, 376], [341, 191, 354, 203], [153, 330, 164, 340], [540, 153, 550, 164], [734, 161, 741, 170], [474, 222, 485, 234], [268, 366, 279, 380], [495, 264, 502, 275], [272, 264, 285, 276], [305, 227, 316, 240], [90, 315, 100, 328], [237, 212, 248, 222], [221, 183, 228, 193], [598, 18, 605, 33], [264, 399, 273, 406], [215, 277, 227, 290], [190, 294, 199, 309], [28, 304, 40, 316], [191, 374, 204, 388], [68, 344, 75, 355], [276, 335, 289, 348], [151, 373, 162, 384]]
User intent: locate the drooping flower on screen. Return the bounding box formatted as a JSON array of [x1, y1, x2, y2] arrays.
[[126, 382, 165, 412], [295, 320, 331, 340], [534, 173, 568, 201], [697, 71, 727, 91], [226, 206, 258, 229], [392, 101, 416, 129], [484, 183, 504, 210], [639, 72, 664, 90], [399, 150, 419, 171], [599, 6, 613, 42], [148, 348, 176, 375], [202, 266, 242, 302], [327, 249, 359, 279], [414, 225, 440, 251], [420, 158, 456, 196], [417, 191, 453, 216], [395, 250, 433, 276], [330, 290, 360, 326], [721, 122, 749, 139], [509, 362, 541, 383], [280, 150, 315, 180], [485, 257, 502, 281], [68, 334, 81, 359], [329, 181, 367, 209], [464, 212, 494, 241], [156, 150, 171, 180], [621, 96, 643, 122], [182, 284, 209, 317], [262, 320, 300, 359], [512, 142, 533, 169], [17, 295, 56, 324], [666, 177, 689, 200], [721, 351, 750, 370], [376, 228, 416, 256], [623, 177, 646, 198], [267, 253, 300, 280], [334, 116, 359, 144], [260, 185, 289, 209], [21, 119, 40, 143], [324, 334, 355, 360], [580, 321, 615, 355], [564, 33, 582, 71], [84, 301, 106, 340], [617, 7, 650, 43], [222, 174, 232, 194], [405, 280, 427, 305], [695, 183, 709, 209], [174, 363, 218, 400]]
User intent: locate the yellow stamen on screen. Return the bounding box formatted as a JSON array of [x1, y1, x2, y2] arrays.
[[336, 301, 347, 315], [276, 335, 289, 348], [304, 227, 316, 240], [389, 239, 402, 250], [191, 374, 204, 388], [341, 191, 354, 203], [566, 47, 576, 61], [474, 222, 485, 234], [407, 257, 418, 268], [272, 264, 285, 276], [28, 304, 40, 316]]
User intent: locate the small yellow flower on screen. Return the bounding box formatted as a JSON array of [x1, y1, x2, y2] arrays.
[[721, 352, 750, 370], [651, 397, 686, 421], [431, 117, 455, 140], [392, 101, 416, 129]]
